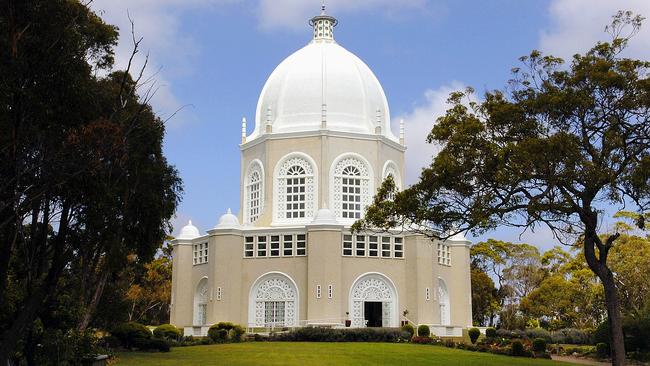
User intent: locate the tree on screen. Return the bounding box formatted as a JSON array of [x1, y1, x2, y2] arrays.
[[470, 266, 500, 326], [355, 12, 649, 365], [0, 1, 182, 362]]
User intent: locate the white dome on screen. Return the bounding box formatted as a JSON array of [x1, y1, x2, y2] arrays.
[[249, 31, 395, 141], [310, 207, 339, 225], [178, 220, 200, 240], [215, 208, 240, 229]]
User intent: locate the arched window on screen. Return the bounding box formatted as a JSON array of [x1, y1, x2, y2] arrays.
[[194, 278, 208, 325], [249, 272, 298, 327], [438, 278, 451, 326], [382, 161, 401, 192], [275, 155, 316, 222], [332, 156, 371, 220], [245, 161, 264, 223]]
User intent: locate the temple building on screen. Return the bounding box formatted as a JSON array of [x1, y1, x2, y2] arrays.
[[170, 7, 472, 337]]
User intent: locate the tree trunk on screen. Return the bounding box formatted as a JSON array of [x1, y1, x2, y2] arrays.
[[583, 227, 626, 366], [602, 270, 626, 366], [77, 269, 110, 332]]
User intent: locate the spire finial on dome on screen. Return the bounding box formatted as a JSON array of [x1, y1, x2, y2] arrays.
[[227, 208, 232, 214], [309, 4, 337, 41], [189, 220, 193, 225]]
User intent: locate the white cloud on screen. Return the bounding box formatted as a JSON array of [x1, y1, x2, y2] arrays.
[[540, 0, 650, 60], [392, 82, 465, 185]]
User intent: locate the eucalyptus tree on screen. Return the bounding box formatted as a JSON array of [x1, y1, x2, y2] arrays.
[[355, 12, 649, 365], [0, 0, 182, 362]]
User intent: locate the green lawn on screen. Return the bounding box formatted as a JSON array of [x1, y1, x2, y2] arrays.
[[116, 342, 577, 366]]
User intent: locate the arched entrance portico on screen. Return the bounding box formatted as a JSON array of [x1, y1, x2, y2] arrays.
[[349, 272, 398, 327], [248, 272, 299, 327]]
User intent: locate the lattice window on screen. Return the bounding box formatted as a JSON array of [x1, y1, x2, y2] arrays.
[[332, 157, 370, 220], [245, 162, 263, 223], [253, 276, 297, 327], [276, 157, 315, 221], [193, 242, 208, 265], [437, 243, 451, 265]]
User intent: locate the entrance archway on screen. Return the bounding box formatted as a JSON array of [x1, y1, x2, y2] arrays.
[[349, 273, 398, 327], [438, 278, 450, 325]]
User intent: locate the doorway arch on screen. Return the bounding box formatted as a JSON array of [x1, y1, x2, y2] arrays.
[[349, 272, 398, 327]]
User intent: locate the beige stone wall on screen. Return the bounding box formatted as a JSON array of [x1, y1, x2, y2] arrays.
[[170, 230, 473, 329]]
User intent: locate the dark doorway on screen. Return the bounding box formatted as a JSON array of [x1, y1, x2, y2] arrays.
[[364, 301, 382, 327]]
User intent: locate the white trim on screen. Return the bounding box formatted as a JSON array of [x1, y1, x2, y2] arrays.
[[348, 272, 398, 327], [194, 277, 209, 326], [272, 152, 319, 226], [248, 271, 300, 327], [244, 159, 265, 224], [438, 277, 451, 326], [329, 152, 374, 225]]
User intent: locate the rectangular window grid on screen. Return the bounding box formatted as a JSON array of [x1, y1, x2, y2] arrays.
[[437, 243, 451, 265], [341, 177, 362, 219], [425, 287, 430, 301], [245, 236, 254, 257], [342, 235, 353, 256], [342, 235, 404, 259], [216, 287, 222, 301], [244, 234, 307, 258], [257, 235, 267, 257], [286, 177, 306, 218], [193, 242, 208, 265], [270, 235, 280, 257]]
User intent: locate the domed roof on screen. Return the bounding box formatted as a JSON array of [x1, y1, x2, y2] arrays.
[[248, 10, 396, 142], [215, 208, 240, 229], [310, 207, 339, 225], [178, 220, 200, 240]]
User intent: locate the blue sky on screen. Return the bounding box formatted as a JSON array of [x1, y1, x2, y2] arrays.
[[92, 0, 650, 251]]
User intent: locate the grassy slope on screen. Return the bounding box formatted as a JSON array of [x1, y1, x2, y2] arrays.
[[116, 342, 576, 366]]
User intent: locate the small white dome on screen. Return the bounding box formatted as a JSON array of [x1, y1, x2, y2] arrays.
[[215, 208, 240, 229], [178, 220, 200, 240], [448, 230, 469, 242], [248, 22, 396, 142], [310, 207, 339, 225]]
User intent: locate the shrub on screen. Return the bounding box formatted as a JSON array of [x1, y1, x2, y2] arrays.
[[596, 342, 609, 358], [153, 324, 182, 340], [271, 327, 402, 342], [593, 322, 610, 346], [485, 327, 497, 338], [496, 328, 514, 338], [208, 327, 229, 343], [468, 328, 480, 344], [417, 325, 430, 337], [215, 322, 235, 330], [231, 324, 246, 342], [411, 336, 434, 344], [511, 340, 524, 356], [551, 328, 593, 345], [111, 322, 151, 349], [134, 338, 171, 352], [525, 328, 551, 342], [401, 323, 415, 338], [532, 338, 547, 353]]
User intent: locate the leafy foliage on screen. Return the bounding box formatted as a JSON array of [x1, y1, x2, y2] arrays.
[[417, 325, 430, 337], [468, 328, 481, 344]]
